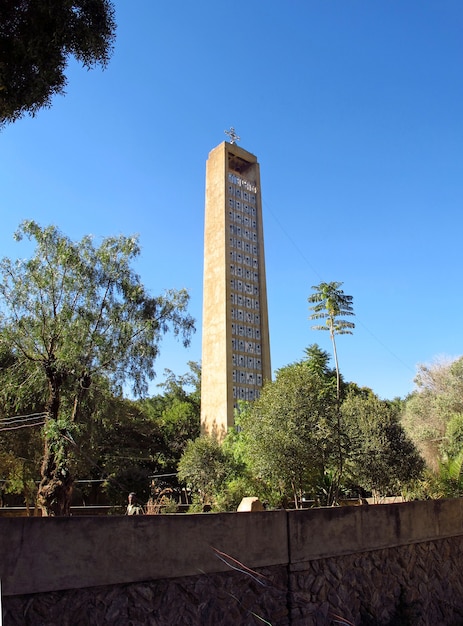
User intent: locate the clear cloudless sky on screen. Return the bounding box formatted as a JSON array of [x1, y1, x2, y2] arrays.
[[1, 1, 462, 400]]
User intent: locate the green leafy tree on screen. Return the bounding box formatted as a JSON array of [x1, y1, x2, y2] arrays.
[[308, 281, 355, 402], [239, 361, 338, 508], [0, 221, 195, 515], [342, 392, 424, 500], [402, 356, 463, 471], [308, 281, 355, 485], [156, 361, 201, 460], [178, 436, 238, 510], [0, 0, 116, 127], [0, 346, 45, 509]]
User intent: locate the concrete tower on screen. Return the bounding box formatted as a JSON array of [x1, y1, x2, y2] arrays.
[[201, 138, 271, 440]]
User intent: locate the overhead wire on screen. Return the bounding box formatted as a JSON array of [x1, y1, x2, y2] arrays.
[[263, 199, 415, 375], [0, 412, 48, 432]]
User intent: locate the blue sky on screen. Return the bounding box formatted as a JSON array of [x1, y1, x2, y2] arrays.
[[1, 1, 462, 400]]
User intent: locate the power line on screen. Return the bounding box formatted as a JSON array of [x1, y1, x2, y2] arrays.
[[0, 412, 47, 432], [264, 199, 415, 375], [0, 412, 47, 425], [0, 420, 45, 432]]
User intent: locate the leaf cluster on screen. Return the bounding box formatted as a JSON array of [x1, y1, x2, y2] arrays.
[[308, 281, 355, 336], [0, 0, 116, 126]]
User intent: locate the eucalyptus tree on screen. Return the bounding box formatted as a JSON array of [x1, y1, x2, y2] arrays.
[[0, 0, 116, 127], [0, 221, 195, 515]]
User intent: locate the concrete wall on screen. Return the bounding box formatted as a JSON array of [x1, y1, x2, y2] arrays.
[[2, 500, 463, 624]]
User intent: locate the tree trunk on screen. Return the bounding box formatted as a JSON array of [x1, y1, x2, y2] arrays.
[[37, 363, 74, 516], [37, 438, 73, 516]]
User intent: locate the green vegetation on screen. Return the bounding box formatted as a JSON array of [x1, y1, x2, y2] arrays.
[[180, 348, 424, 510], [0, 221, 194, 515], [0, 0, 116, 127], [1, 250, 462, 513], [308, 281, 355, 498]]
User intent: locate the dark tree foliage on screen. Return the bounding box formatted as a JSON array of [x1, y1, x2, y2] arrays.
[[0, 221, 195, 515], [0, 0, 116, 127]]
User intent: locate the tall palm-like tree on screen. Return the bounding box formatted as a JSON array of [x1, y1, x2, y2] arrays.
[[308, 281, 355, 402], [308, 282, 355, 490]]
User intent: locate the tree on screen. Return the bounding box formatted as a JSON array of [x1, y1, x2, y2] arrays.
[[308, 282, 355, 402], [0, 0, 116, 128], [308, 281, 355, 485], [402, 356, 463, 471], [239, 361, 338, 508], [177, 436, 237, 510], [342, 392, 424, 500], [0, 345, 45, 509], [0, 221, 195, 515]]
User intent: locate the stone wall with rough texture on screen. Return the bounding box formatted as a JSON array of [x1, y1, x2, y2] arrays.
[[3, 565, 289, 626], [289, 537, 463, 625], [2, 500, 463, 625]]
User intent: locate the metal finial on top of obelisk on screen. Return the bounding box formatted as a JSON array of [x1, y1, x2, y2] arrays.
[[225, 127, 240, 145]]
